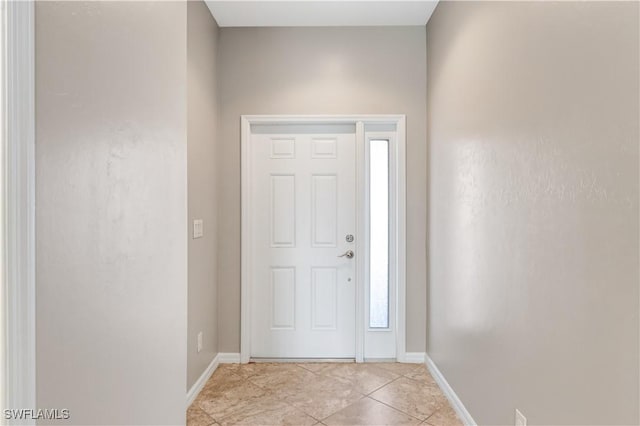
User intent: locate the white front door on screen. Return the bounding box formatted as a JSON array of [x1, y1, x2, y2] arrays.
[[250, 124, 356, 358]]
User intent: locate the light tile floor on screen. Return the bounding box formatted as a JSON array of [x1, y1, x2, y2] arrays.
[[187, 362, 463, 426]]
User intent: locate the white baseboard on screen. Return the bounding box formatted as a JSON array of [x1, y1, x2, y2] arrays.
[[218, 352, 241, 363], [186, 354, 219, 407], [425, 354, 476, 426], [403, 352, 426, 363]]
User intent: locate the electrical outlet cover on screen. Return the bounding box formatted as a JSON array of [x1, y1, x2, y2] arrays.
[[515, 409, 526, 426]]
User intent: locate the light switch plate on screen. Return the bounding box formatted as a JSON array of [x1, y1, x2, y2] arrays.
[[197, 332, 203, 353], [193, 219, 204, 239], [515, 409, 526, 426]]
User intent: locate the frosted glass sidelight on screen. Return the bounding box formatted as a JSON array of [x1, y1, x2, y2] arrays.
[[369, 140, 389, 329]]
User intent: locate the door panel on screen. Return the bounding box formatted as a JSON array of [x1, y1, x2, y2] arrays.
[[270, 175, 296, 247], [311, 175, 337, 247], [311, 267, 338, 330], [270, 267, 295, 330], [250, 126, 356, 358]]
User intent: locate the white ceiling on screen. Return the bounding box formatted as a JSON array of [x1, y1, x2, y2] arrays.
[[205, 1, 439, 27]]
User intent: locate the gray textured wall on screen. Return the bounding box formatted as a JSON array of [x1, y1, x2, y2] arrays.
[[187, 0, 220, 390], [426, 2, 639, 424], [36, 2, 188, 424], [217, 26, 428, 353]]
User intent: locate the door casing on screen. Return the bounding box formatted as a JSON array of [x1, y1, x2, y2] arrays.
[[240, 115, 406, 363], [2, 0, 37, 418]]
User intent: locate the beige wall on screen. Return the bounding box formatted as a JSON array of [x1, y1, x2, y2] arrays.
[[217, 26, 428, 353], [426, 2, 639, 425], [187, 0, 220, 390], [36, 2, 188, 424]]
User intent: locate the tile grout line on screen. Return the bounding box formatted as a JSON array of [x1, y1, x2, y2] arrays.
[[214, 377, 317, 426], [299, 366, 420, 423], [364, 374, 403, 397], [306, 364, 416, 423], [364, 395, 427, 423], [201, 372, 268, 424], [366, 366, 446, 423], [296, 363, 322, 374], [187, 406, 217, 426], [250, 382, 322, 423], [244, 366, 328, 424], [286, 367, 371, 423], [401, 368, 454, 422], [191, 363, 442, 426], [423, 407, 442, 423], [318, 394, 368, 423], [403, 375, 443, 388]]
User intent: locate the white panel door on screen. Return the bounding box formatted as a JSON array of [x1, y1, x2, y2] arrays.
[[250, 126, 356, 358]]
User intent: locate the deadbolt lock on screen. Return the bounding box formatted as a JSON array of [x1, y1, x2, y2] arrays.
[[345, 234, 354, 243]]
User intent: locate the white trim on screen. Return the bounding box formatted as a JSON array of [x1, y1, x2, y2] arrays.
[[186, 355, 220, 407], [240, 117, 252, 364], [354, 121, 365, 363], [241, 115, 406, 125], [218, 352, 241, 364], [425, 355, 477, 426], [362, 130, 397, 359], [394, 119, 407, 363], [2, 0, 36, 420], [240, 115, 406, 363], [1, 1, 6, 418], [403, 352, 425, 364]]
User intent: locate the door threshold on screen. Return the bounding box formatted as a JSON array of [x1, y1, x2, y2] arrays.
[[363, 358, 397, 363], [250, 358, 356, 363]]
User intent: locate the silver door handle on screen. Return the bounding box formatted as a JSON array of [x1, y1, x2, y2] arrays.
[[338, 250, 354, 259]]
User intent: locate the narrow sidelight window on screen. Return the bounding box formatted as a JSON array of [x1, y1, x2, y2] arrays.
[[369, 139, 389, 329]]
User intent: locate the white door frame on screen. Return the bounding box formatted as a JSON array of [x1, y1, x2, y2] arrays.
[[240, 115, 406, 363], [2, 0, 37, 419]]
